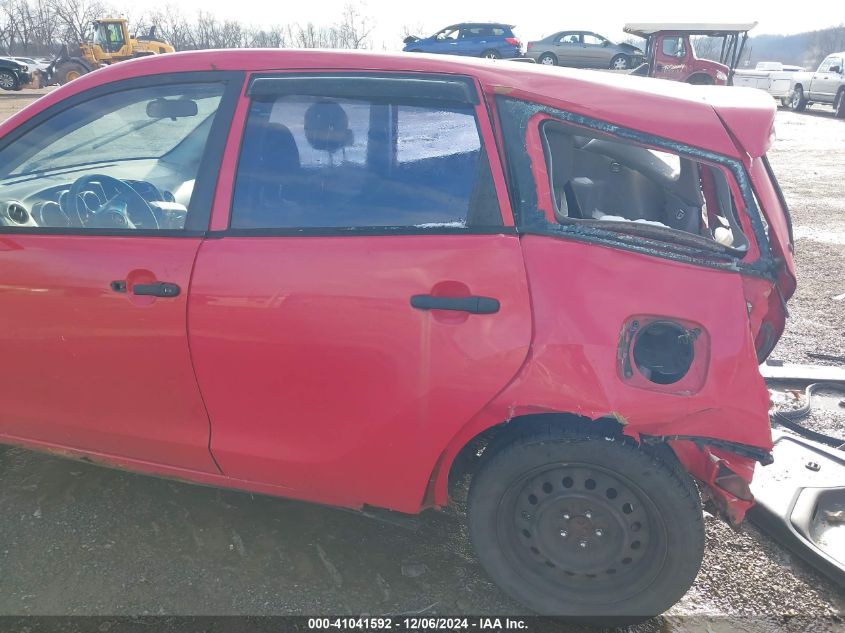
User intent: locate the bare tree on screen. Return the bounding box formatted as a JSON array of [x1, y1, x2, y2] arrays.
[[47, 0, 108, 45], [336, 2, 372, 49]]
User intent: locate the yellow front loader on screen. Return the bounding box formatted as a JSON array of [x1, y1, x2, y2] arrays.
[[44, 18, 175, 85]]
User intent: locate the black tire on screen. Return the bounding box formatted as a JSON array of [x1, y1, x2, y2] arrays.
[[0, 70, 20, 91], [790, 85, 807, 112], [834, 89, 845, 119], [54, 61, 89, 85], [481, 49, 501, 60], [609, 54, 629, 70], [467, 424, 704, 622], [538, 53, 557, 66]]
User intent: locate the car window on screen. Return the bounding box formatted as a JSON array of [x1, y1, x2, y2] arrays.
[[0, 82, 226, 231], [583, 34, 607, 46], [491, 27, 507, 36], [436, 28, 459, 40], [661, 37, 686, 58], [461, 27, 492, 38], [819, 57, 842, 72], [538, 119, 747, 251], [558, 33, 580, 44], [231, 91, 501, 229]]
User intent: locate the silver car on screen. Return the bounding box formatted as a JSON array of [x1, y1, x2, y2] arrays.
[[526, 31, 644, 69]]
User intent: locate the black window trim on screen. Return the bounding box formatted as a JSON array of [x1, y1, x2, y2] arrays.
[[0, 70, 246, 238], [225, 71, 510, 237], [495, 95, 778, 280]]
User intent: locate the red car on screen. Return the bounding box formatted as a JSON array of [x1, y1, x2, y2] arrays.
[[0, 50, 794, 619]]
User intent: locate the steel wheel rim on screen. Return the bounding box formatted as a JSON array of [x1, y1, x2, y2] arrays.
[[0, 73, 14, 89], [496, 462, 668, 605], [792, 90, 801, 108], [613, 58, 628, 69], [484, 51, 499, 59], [66, 70, 81, 82], [540, 56, 555, 65]]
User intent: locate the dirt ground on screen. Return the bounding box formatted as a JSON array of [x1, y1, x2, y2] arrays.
[[0, 90, 843, 628]]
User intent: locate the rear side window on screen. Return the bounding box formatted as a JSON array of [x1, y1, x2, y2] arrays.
[[540, 121, 747, 251], [231, 89, 501, 229]]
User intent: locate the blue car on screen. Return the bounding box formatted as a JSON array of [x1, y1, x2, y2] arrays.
[[403, 23, 522, 59]]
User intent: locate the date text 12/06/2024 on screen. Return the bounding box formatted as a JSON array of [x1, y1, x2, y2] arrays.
[[307, 618, 528, 630]]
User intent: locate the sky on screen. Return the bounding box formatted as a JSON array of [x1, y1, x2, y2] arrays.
[[150, 0, 844, 49]]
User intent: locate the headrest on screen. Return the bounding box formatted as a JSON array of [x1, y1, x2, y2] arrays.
[[304, 100, 354, 153]]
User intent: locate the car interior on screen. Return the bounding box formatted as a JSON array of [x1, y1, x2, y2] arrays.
[[540, 120, 748, 251], [0, 83, 223, 231], [231, 95, 501, 229]]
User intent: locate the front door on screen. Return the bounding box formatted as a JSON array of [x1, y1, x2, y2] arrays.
[[0, 73, 241, 471], [189, 74, 533, 511], [653, 35, 689, 81], [811, 56, 843, 102]]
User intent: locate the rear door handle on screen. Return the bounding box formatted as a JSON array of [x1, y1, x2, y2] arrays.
[[410, 294, 500, 314], [132, 282, 181, 297]]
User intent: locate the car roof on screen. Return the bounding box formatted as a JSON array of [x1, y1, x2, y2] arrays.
[[10, 49, 774, 159], [443, 23, 514, 29], [624, 23, 758, 37]]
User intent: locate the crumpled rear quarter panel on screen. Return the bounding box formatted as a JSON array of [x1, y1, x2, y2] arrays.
[[431, 235, 772, 515]]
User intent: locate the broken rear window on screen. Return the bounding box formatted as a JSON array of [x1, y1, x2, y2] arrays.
[[540, 120, 747, 251]]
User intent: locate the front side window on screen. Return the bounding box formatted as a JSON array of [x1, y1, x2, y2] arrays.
[[436, 28, 459, 41], [231, 84, 501, 230], [661, 37, 685, 58], [0, 81, 226, 231], [583, 34, 607, 46], [559, 33, 580, 44]]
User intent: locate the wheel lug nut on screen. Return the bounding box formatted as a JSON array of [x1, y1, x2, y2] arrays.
[[584, 511, 592, 519], [521, 511, 532, 520], [595, 528, 603, 537], [579, 540, 588, 548], [560, 529, 568, 538], [562, 513, 570, 520]]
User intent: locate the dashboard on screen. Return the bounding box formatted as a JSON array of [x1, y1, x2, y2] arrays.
[[0, 176, 190, 230]]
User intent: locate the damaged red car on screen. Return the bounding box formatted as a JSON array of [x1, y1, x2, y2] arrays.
[[0, 50, 795, 619]]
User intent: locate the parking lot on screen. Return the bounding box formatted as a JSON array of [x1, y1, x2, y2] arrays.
[[0, 90, 843, 628]]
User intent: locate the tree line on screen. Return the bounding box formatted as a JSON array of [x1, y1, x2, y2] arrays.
[[0, 0, 375, 56]]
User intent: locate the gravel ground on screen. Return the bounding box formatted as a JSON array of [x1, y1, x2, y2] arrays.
[[0, 92, 843, 629]]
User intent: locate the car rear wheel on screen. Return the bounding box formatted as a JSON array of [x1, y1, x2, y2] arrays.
[[481, 49, 501, 60], [790, 86, 807, 112], [610, 54, 629, 70], [834, 89, 845, 119], [538, 53, 557, 66], [0, 70, 19, 91], [467, 425, 704, 622]]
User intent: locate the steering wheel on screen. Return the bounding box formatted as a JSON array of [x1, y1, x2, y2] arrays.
[[67, 174, 159, 229]]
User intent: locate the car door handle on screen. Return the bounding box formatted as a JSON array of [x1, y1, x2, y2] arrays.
[[410, 294, 500, 314], [132, 282, 181, 297]]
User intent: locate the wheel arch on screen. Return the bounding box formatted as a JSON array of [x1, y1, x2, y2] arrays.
[[424, 410, 627, 508], [686, 73, 714, 85]]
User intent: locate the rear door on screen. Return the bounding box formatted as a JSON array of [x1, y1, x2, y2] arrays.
[[458, 26, 486, 56], [554, 32, 583, 66], [188, 74, 532, 511]]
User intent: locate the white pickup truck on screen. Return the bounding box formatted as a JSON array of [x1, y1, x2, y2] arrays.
[[787, 51, 845, 118], [733, 61, 803, 105]]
